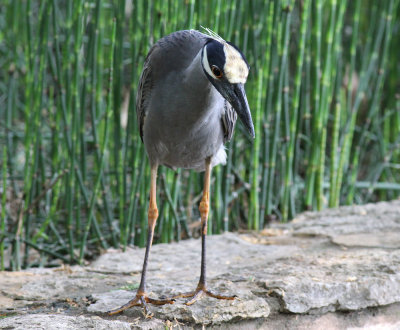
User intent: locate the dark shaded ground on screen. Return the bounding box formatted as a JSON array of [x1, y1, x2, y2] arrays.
[[1, 200, 400, 329]]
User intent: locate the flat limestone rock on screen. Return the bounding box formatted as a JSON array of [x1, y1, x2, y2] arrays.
[[2, 200, 400, 329], [260, 248, 400, 313], [89, 282, 270, 325], [0, 314, 132, 330], [88, 247, 146, 274], [287, 200, 400, 238], [332, 232, 400, 249]]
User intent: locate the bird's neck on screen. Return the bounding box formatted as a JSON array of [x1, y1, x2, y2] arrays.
[[183, 49, 221, 114]]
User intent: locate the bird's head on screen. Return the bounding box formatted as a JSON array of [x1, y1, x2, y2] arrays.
[[201, 37, 255, 138]]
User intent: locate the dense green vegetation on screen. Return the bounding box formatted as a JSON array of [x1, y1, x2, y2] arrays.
[[0, 0, 399, 270]]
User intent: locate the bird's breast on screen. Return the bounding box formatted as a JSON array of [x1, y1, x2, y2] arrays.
[[143, 78, 226, 170]]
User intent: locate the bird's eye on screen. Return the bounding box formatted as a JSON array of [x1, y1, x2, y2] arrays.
[[211, 65, 223, 78]]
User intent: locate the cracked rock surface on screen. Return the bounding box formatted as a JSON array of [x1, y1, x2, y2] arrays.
[[1, 200, 400, 329]]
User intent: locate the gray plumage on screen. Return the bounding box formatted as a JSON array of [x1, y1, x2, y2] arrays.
[[136, 30, 250, 172]]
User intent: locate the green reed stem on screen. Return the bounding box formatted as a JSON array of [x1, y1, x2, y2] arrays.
[[1, 148, 7, 270], [282, 0, 310, 220], [79, 18, 116, 263]]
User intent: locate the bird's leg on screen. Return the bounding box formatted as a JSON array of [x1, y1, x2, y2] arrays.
[[173, 158, 236, 305], [108, 165, 174, 316]]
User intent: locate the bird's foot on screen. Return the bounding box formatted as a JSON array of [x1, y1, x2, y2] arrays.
[[107, 292, 175, 316], [173, 283, 237, 305]]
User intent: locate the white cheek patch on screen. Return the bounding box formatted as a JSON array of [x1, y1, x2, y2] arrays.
[[223, 44, 249, 84], [202, 45, 217, 79]]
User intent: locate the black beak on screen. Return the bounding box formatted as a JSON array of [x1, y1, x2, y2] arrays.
[[208, 76, 255, 138], [230, 83, 255, 138]]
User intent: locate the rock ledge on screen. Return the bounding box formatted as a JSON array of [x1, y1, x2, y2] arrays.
[[1, 200, 400, 329]]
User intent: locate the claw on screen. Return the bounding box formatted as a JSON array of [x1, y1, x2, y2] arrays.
[[185, 289, 205, 305], [107, 293, 175, 316], [173, 285, 236, 305]]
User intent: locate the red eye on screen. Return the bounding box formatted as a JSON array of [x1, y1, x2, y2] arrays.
[[211, 65, 223, 78]]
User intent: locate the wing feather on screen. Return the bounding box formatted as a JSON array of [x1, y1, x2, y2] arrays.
[[222, 100, 237, 143], [136, 31, 207, 142], [136, 47, 155, 142]]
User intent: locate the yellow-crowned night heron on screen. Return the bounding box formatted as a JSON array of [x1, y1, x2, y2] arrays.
[[109, 29, 254, 315]]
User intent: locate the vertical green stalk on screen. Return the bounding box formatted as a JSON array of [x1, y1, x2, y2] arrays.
[[329, 100, 341, 207], [79, 18, 116, 263], [249, 72, 262, 230], [213, 166, 223, 233], [346, 0, 393, 203], [334, 0, 361, 206], [138, 167, 149, 247], [282, 0, 310, 220], [20, 1, 49, 268], [316, 127, 327, 210], [267, 1, 293, 220], [305, 0, 322, 210], [113, 1, 126, 247], [259, 0, 275, 224], [1, 148, 7, 270], [316, 0, 337, 210], [222, 140, 233, 231], [127, 152, 146, 246]]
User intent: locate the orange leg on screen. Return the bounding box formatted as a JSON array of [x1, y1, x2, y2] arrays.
[[173, 157, 236, 305], [108, 165, 174, 316]]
